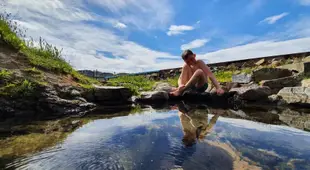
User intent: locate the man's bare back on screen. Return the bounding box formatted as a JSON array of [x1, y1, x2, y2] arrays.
[[170, 49, 224, 96]]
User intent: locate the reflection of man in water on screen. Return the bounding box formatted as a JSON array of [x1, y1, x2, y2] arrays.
[[172, 102, 222, 168], [177, 102, 220, 147]]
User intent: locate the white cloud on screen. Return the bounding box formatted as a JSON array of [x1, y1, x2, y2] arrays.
[[181, 39, 210, 50], [114, 22, 127, 29], [199, 37, 310, 64], [4, 0, 179, 73], [260, 12, 289, 24], [87, 0, 174, 30], [167, 25, 194, 36], [299, 0, 310, 6]]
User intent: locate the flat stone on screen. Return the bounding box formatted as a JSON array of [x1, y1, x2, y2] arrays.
[[260, 73, 303, 94], [277, 87, 310, 104], [232, 73, 252, 83], [139, 91, 169, 101], [252, 67, 293, 82], [88, 85, 132, 104], [230, 84, 272, 101], [255, 59, 265, 66], [277, 62, 304, 73], [152, 82, 175, 93]]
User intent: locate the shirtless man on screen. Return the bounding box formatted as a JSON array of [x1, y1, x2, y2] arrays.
[[170, 49, 224, 96]]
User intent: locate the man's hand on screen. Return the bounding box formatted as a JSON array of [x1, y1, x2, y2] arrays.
[[216, 87, 225, 95]]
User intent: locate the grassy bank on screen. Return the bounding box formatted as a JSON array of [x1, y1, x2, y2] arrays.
[[0, 13, 99, 92]]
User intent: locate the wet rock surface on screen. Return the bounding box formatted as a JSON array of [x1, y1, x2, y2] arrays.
[[83, 85, 133, 105], [229, 84, 272, 101]]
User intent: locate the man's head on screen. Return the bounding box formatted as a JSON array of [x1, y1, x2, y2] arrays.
[[181, 49, 196, 66]]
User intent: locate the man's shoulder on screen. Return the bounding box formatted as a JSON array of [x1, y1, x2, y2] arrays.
[[196, 59, 206, 64]]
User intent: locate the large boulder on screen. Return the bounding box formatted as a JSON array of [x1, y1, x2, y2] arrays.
[[152, 82, 175, 93], [252, 68, 293, 83], [232, 73, 252, 84], [277, 87, 310, 104], [83, 85, 133, 105], [229, 84, 272, 101], [260, 73, 303, 94], [39, 86, 96, 116]]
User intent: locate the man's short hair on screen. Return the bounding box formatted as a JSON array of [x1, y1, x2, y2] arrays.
[[181, 49, 194, 60]]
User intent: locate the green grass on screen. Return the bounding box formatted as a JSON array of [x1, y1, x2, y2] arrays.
[[166, 77, 178, 87], [0, 79, 36, 97], [214, 70, 234, 83], [107, 75, 156, 95], [0, 13, 99, 87], [0, 69, 12, 80]]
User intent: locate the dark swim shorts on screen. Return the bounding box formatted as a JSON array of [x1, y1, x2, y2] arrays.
[[191, 83, 209, 93]]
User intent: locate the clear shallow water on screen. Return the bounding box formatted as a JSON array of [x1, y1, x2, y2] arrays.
[[5, 107, 310, 170]]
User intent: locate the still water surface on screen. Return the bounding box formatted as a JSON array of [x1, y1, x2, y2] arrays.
[[5, 105, 310, 170]]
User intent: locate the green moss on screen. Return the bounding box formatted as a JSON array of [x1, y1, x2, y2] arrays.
[[166, 77, 178, 87], [78, 83, 94, 90], [23, 67, 43, 75], [0, 69, 12, 79], [0, 79, 36, 97]]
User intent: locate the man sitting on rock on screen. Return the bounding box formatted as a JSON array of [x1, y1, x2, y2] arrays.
[[170, 49, 224, 96]]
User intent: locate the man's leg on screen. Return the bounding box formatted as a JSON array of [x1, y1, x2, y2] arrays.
[[170, 69, 206, 96]]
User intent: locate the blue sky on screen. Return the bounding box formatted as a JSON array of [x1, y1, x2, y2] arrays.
[[3, 0, 310, 73]]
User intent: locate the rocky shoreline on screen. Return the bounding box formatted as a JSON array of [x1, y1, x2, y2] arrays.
[[1, 57, 309, 122]]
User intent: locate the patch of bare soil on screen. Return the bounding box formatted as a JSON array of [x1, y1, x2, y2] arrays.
[[0, 42, 30, 69]]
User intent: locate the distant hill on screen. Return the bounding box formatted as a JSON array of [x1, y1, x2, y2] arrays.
[[78, 70, 114, 78]]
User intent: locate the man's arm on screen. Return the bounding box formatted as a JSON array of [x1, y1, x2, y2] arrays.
[[197, 60, 221, 90]]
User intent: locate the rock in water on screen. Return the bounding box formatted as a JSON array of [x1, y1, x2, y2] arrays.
[[252, 68, 293, 82], [230, 84, 272, 101], [277, 87, 310, 104], [260, 73, 303, 94], [84, 85, 133, 105], [232, 73, 252, 83], [153, 82, 175, 93], [138, 91, 169, 101]]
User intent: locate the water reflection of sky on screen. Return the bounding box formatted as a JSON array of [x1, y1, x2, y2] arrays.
[[7, 109, 310, 170]]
